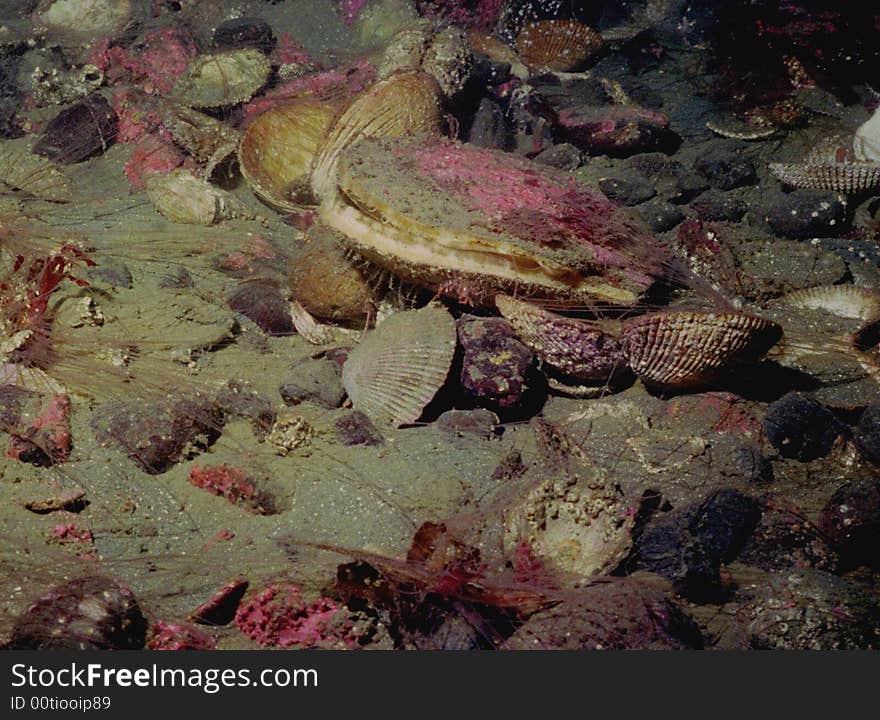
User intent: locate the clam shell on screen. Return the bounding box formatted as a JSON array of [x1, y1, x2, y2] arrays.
[[173, 48, 270, 108], [146, 169, 229, 225], [0, 141, 71, 202], [782, 285, 880, 324], [516, 20, 603, 73], [310, 71, 443, 199], [621, 311, 782, 387], [769, 161, 880, 193], [495, 294, 624, 381], [342, 304, 456, 428], [238, 97, 348, 211]]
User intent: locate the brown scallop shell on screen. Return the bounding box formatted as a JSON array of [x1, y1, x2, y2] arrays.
[[495, 294, 624, 381], [515, 20, 603, 73], [341, 304, 457, 428], [620, 311, 782, 387], [238, 96, 349, 211], [769, 161, 880, 194], [310, 71, 443, 199]]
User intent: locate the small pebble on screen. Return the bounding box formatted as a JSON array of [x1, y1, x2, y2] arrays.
[[639, 200, 685, 232], [819, 477, 880, 567], [334, 410, 384, 446], [763, 392, 845, 461], [279, 357, 346, 409], [764, 189, 848, 239], [598, 177, 656, 206], [693, 156, 756, 190]]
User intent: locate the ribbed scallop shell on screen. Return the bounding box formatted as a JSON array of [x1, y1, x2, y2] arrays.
[[238, 97, 348, 211], [706, 117, 778, 140], [495, 294, 623, 381], [621, 311, 782, 387], [311, 71, 442, 199], [173, 48, 270, 108], [769, 161, 880, 193], [342, 304, 457, 428], [515, 20, 603, 73], [782, 285, 880, 324]]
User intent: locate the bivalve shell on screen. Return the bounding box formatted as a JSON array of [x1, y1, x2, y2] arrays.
[[515, 20, 603, 73], [342, 303, 456, 428], [310, 71, 443, 199], [238, 96, 349, 211], [769, 161, 880, 194], [146, 169, 230, 225], [173, 48, 271, 108], [621, 311, 782, 387], [495, 294, 624, 381]]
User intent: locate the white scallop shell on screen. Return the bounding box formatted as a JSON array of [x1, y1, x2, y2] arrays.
[[342, 303, 456, 428]]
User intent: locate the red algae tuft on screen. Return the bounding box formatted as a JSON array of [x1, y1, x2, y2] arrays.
[[188, 464, 275, 515], [235, 584, 361, 649]]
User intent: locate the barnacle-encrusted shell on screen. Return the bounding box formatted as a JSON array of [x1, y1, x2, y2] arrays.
[[422, 27, 473, 97], [769, 161, 880, 193], [238, 96, 349, 211], [495, 294, 624, 381], [377, 24, 431, 79], [621, 311, 782, 387], [173, 48, 270, 108], [310, 71, 443, 199], [146, 169, 230, 225], [501, 418, 634, 580], [515, 19, 603, 73], [0, 141, 71, 202], [341, 303, 456, 428]]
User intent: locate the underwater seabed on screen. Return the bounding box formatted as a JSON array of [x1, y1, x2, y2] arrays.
[[0, 0, 879, 650]]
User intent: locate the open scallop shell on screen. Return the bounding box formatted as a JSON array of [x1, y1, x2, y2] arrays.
[[495, 294, 624, 381], [173, 48, 270, 108], [782, 285, 880, 324], [310, 71, 443, 199], [769, 161, 880, 194], [515, 19, 603, 73], [342, 303, 457, 428], [238, 96, 349, 211], [621, 311, 782, 387]]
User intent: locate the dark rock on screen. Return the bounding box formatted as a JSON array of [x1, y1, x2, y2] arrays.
[[32, 94, 117, 165], [854, 403, 880, 464], [598, 177, 656, 206], [556, 104, 672, 157], [738, 501, 838, 572], [741, 569, 880, 649], [215, 379, 276, 439], [690, 191, 748, 222], [435, 408, 499, 439], [693, 156, 756, 190], [279, 357, 345, 409], [639, 200, 686, 232], [763, 392, 845, 461], [464, 97, 511, 151], [764, 189, 848, 239], [88, 262, 133, 289], [91, 396, 222, 474], [733, 239, 847, 300], [630, 153, 708, 204], [533, 142, 582, 170], [334, 410, 383, 446], [228, 281, 294, 336], [630, 489, 762, 602], [501, 575, 703, 649], [734, 443, 775, 484], [457, 315, 541, 415], [819, 478, 880, 567], [8, 576, 147, 650], [213, 17, 277, 53]]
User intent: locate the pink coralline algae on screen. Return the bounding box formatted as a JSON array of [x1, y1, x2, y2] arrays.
[[88, 27, 198, 95], [188, 464, 265, 513], [269, 32, 316, 67], [123, 133, 186, 189], [148, 621, 217, 651], [407, 140, 664, 284], [235, 584, 361, 649]]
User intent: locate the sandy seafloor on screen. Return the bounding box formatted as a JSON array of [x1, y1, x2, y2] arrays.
[[1, 0, 879, 650]]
